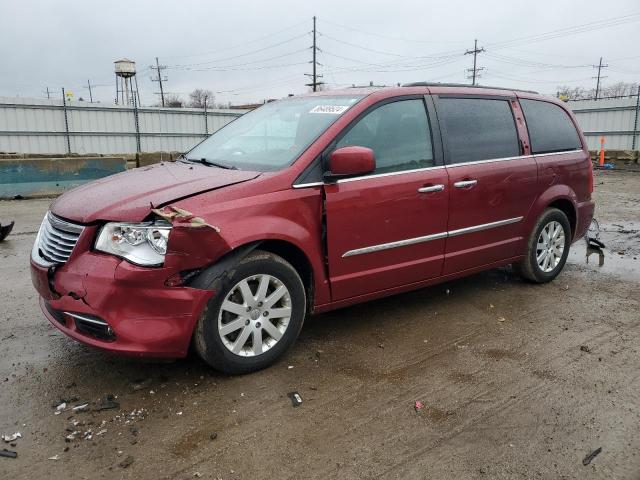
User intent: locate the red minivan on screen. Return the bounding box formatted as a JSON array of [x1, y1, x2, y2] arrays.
[[30, 84, 594, 373]]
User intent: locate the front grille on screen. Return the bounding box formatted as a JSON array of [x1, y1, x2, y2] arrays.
[[36, 213, 84, 265]]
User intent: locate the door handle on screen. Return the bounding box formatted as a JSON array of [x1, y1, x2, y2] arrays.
[[418, 184, 445, 193], [454, 180, 477, 189]]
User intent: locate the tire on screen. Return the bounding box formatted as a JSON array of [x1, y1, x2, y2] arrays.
[[514, 208, 571, 284], [193, 250, 306, 374]]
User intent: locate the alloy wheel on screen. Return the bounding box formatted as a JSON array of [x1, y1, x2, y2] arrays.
[[218, 274, 292, 357], [536, 220, 565, 273]]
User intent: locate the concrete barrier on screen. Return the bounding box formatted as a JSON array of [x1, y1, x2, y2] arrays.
[[0, 156, 126, 199]]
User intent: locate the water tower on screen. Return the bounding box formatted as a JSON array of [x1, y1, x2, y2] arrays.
[[114, 58, 140, 106]]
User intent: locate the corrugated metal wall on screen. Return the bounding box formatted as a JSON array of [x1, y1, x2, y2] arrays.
[[0, 97, 246, 155], [568, 97, 640, 150], [2, 95, 638, 154]]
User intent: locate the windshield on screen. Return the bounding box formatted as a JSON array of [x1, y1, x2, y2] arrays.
[[186, 95, 363, 171]]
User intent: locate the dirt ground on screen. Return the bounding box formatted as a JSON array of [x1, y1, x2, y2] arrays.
[[1, 170, 639, 479]]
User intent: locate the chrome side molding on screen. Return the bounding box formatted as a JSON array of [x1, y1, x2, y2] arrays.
[[342, 216, 523, 258]]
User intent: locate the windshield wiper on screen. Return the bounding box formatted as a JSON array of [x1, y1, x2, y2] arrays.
[[183, 157, 238, 170]]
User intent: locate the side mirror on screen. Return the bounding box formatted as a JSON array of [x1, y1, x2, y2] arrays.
[[324, 146, 375, 182]]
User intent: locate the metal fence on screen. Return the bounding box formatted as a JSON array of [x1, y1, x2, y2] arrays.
[[2, 95, 638, 155], [568, 95, 640, 150], [0, 97, 246, 155]]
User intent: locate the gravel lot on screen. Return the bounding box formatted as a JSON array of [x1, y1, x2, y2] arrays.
[[1, 170, 639, 479]]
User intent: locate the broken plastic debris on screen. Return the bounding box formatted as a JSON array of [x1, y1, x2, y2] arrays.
[[497, 317, 506, 322], [0, 221, 14, 242], [94, 397, 120, 411], [56, 402, 67, 411], [1, 449, 18, 459], [288, 392, 303, 407], [72, 403, 90, 412], [1, 433, 21, 443], [582, 447, 602, 466], [414, 401, 425, 411], [48, 454, 60, 461]]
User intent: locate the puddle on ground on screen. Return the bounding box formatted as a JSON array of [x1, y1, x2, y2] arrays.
[[567, 221, 640, 282]]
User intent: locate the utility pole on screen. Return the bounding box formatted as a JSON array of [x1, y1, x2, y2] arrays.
[[45, 87, 50, 99], [305, 16, 324, 92], [465, 39, 485, 86], [592, 57, 608, 100], [86, 79, 93, 103], [151, 57, 168, 106]]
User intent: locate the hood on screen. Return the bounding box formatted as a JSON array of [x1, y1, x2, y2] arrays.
[[51, 161, 260, 223]]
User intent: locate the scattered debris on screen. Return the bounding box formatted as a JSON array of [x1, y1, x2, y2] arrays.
[[288, 392, 303, 407], [119, 455, 135, 469], [497, 317, 506, 322], [0, 449, 17, 459], [72, 403, 90, 413], [580, 345, 591, 353], [176, 411, 183, 416], [0, 221, 14, 242], [414, 401, 424, 411], [287, 365, 294, 369], [1, 433, 21, 443], [48, 454, 60, 461], [582, 447, 602, 466], [94, 396, 120, 411], [378, 343, 384, 349], [209, 432, 218, 441]]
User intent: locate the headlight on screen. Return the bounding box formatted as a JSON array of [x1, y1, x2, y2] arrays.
[[95, 221, 172, 266]]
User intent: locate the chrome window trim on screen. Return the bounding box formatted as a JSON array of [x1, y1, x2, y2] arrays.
[[446, 154, 532, 168], [292, 181, 324, 189], [291, 150, 584, 188], [342, 216, 523, 258], [336, 165, 445, 184], [531, 149, 583, 157]]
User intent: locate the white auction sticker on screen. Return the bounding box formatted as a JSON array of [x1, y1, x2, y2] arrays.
[[309, 105, 350, 114]]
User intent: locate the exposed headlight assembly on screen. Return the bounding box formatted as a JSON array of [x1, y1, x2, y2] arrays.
[[95, 221, 172, 266]]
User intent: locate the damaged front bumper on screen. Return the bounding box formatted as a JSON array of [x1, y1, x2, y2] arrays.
[[30, 222, 219, 358]]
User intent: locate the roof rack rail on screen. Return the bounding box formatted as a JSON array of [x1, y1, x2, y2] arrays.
[[402, 82, 538, 95]]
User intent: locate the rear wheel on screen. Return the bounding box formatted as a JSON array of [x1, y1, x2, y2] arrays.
[[514, 208, 571, 283], [193, 250, 306, 374]]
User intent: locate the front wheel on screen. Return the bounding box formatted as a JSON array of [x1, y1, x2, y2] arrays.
[[514, 208, 571, 283], [193, 250, 306, 374]]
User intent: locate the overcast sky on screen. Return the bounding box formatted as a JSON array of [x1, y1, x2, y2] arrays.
[[1, 0, 638, 106]]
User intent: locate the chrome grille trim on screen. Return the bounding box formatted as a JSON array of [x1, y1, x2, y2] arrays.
[[32, 213, 84, 266]]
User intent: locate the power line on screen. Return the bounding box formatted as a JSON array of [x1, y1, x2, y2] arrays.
[[486, 13, 640, 50], [320, 17, 467, 45], [150, 57, 168, 106], [166, 33, 310, 68], [465, 39, 485, 85], [162, 20, 309, 59], [593, 57, 608, 100], [167, 49, 308, 71]]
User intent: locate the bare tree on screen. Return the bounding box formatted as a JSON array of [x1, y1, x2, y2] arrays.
[[164, 94, 184, 108], [189, 89, 214, 108], [557, 81, 639, 101]]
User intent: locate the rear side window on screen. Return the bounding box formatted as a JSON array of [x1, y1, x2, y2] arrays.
[[437, 98, 520, 164], [520, 99, 582, 154], [336, 99, 434, 174]]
